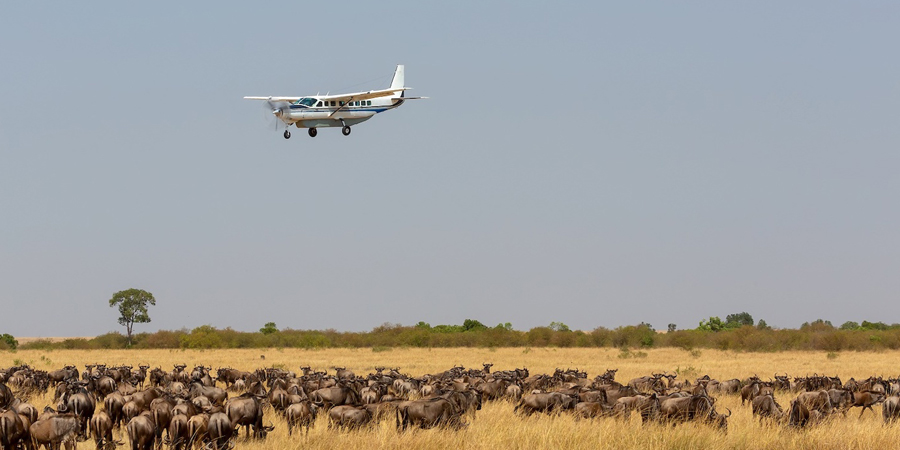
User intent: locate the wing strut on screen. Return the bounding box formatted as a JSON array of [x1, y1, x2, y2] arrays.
[[328, 98, 353, 118]]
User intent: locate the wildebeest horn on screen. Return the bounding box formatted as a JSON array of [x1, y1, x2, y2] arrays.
[[725, 408, 732, 417]]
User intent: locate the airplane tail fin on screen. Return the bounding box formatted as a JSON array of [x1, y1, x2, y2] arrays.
[[389, 65, 405, 97]]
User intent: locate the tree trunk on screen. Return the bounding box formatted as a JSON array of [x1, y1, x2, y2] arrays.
[[127, 322, 133, 347]]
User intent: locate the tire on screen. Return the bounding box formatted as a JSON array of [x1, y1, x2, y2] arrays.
[[342, 126, 351, 136], [283, 130, 291, 139], [308, 128, 317, 138]]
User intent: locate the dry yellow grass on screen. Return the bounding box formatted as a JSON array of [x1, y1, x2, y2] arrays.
[[3, 347, 898, 449]]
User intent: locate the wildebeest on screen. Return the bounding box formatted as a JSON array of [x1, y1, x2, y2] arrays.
[[186, 414, 210, 449], [574, 401, 611, 419], [788, 399, 824, 427], [189, 384, 227, 406], [165, 414, 189, 450], [751, 393, 783, 420], [826, 389, 855, 415], [30, 414, 81, 450], [225, 394, 274, 439], [628, 374, 666, 393], [851, 390, 886, 417], [360, 384, 386, 405], [0, 383, 15, 409], [334, 367, 355, 380], [125, 412, 156, 450], [130, 388, 162, 411], [310, 384, 360, 409], [328, 405, 372, 429], [795, 390, 833, 415], [475, 379, 510, 401], [613, 394, 660, 423], [150, 396, 176, 445], [89, 411, 119, 450], [740, 381, 762, 405], [171, 399, 201, 419], [59, 385, 95, 437], [659, 394, 729, 430], [397, 398, 461, 430], [882, 395, 900, 424], [0, 409, 33, 450], [601, 385, 639, 405], [48, 366, 79, 386], [284, 402, 317, 435], [711, 378, 742, 395], [10, 400, 38, 426], [514, 392, 577, 416], [104, 393, 126, 429], [206, 413, 236, 450], [267, 386, 290, 412]]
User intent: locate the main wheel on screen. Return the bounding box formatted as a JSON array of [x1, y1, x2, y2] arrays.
[[308, 128, 317, 138], [283, 130, 291, 139], [342, 126, 351, 136]]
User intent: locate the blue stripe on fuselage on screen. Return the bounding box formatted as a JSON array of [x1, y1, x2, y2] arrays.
[[287, 107, 390, 113]]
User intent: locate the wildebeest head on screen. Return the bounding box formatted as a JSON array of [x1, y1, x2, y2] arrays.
[[712, 407, 731, 431], [254, 422, 275, 439]]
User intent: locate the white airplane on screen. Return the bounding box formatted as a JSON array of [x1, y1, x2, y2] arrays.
[[245, 64, 425, 139]]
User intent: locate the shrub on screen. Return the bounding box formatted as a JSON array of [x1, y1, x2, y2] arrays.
[[1, 334, 18, 350]]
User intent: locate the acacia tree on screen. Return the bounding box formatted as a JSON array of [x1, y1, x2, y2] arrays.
[[109, 288, 156, 346]]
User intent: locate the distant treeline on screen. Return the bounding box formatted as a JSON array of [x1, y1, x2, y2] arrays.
[[10, 317, 900, 352]]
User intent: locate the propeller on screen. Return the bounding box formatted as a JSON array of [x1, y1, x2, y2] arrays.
[[261, 98, 293, 131]]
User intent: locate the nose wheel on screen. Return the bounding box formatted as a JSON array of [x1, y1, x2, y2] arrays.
[[308, 128, 317, 138], [283, 130, 291, 139], [342, 126, 351, 136]]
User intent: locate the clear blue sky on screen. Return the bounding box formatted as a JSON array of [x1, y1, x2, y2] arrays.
[[2, 1, 898, 336]]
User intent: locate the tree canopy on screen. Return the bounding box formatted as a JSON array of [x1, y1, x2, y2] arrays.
[[0, 334, 17, 350], [725, 312, 754, 328], [109, 288, 156, 346]]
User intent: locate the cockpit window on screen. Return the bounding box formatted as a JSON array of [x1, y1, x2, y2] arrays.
[[294, 98, 317, 107]]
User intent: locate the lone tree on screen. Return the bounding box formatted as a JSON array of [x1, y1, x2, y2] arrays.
[[109, 288, 156, 346]]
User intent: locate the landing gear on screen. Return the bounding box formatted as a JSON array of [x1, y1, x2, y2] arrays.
[[308, 128, 317, 138], [283, 130, 291, 139], [342, 126, 351, 136]]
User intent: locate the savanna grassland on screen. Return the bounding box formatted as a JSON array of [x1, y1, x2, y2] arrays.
[[4, 347, 899, 450]]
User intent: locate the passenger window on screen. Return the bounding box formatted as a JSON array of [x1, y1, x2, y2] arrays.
[[330, 101, 335, 107], [367, 100, 372, 106]]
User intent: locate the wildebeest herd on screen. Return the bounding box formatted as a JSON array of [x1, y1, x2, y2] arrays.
[[1, 362, 899, 449]]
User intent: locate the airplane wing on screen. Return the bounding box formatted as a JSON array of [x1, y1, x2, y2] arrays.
[[318, 88, 410, 103], [246, 88, 416, 103], [243, 96, 301, 101]]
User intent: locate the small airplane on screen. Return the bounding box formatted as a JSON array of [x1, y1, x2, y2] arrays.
[[245, 64, 425, 139]]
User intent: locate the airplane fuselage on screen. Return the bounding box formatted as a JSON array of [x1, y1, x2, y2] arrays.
[[285, 97, 404, 128]]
